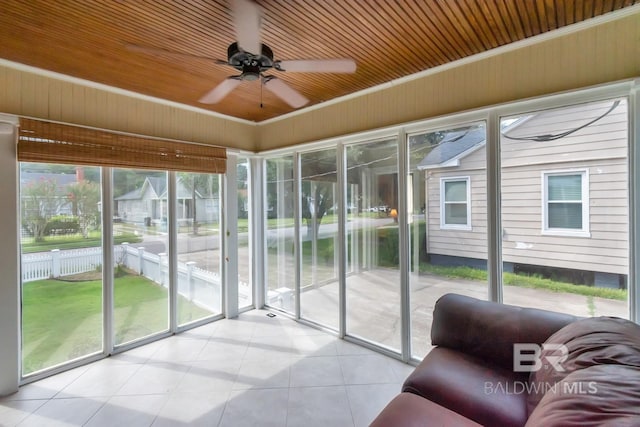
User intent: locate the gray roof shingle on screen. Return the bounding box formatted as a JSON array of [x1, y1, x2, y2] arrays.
[[417, 128, 486, 169]]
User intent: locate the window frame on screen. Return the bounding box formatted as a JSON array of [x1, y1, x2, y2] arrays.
[[541, 169, 590, 237], [440, 176, 472, 230]]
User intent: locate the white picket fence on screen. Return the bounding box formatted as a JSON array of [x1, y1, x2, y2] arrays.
[[22, 248, 103, 282], [21, 244, 252, 310]]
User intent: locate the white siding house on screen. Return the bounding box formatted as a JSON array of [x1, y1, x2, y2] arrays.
[[115, 176, 220, 225], [114, 176, 167, 224], [419, 98, 628, 287]]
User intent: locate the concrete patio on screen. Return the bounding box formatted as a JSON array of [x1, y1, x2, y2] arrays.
[[297, 268, 628, 358]]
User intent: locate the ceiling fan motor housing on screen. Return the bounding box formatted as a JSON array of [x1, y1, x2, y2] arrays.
[[227, 42, 274, 80]]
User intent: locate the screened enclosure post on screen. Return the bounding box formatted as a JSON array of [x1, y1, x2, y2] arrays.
[[397, 129, 411, 362], [630, 80, 640, 322], [168, 171, 178, 332], [487, 111, 503, 303], [293, 152, 301, 319], [252, 157, 265, 309], [224, 154, 239, 319], [102, 167, 114, 354], [0, 119, 19, 395], [338, 143, 347, 338]]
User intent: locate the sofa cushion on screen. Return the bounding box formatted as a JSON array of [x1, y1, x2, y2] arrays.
[[403, 347, 529, 427], [527, 316, 640, 414], [431, 293, 577, 371], [370, 392, 482, 427], [525, 364, 640, 427]]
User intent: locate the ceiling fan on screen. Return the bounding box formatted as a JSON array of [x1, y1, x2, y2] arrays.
[[128, 0, 357, 109]]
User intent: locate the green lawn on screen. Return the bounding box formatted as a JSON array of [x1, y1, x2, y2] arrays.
[[22, 273, 213, 375], [420, 263, 627, 300]]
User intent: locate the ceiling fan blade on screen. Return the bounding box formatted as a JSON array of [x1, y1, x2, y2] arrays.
[[199, 78, 242, 104], [230, 0, 261, 55], [277, 59, 357, 73], [126, 43, 227, 64], [263, 77, 309, 109]]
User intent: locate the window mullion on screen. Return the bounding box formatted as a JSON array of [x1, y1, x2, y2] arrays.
[[102, 167, 114, 354], [168, 171, 178, 332]]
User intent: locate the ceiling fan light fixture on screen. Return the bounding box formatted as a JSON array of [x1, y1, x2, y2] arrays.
[[242, 70, 260, 81]]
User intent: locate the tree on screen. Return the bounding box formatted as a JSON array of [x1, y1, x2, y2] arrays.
[[301, 180, 334, 236], [21, 178, 63, 242], [300, 150, 339, 236], [67, 180, 101, 238]]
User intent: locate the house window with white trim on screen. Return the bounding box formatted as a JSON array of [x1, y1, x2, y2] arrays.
[[440, 177, 471, 229], [543, 170, 589, 235]]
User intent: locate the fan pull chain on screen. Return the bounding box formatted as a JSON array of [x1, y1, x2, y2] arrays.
[[260, 82, 264, 108]]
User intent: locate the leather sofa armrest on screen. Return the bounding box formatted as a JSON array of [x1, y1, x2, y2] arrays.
[[430, 293, 578, 369], [370, 392, 482, 427]]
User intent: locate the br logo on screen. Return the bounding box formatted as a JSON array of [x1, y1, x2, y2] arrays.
[[513, 343, 568, 372]]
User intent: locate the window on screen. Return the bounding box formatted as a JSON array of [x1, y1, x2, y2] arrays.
[[176, 172, 222, 327], [345, 138, 400, 351], [409, 122, 487, 359], [543, 170, 589, 236], [501, 98, 627, 317], [20, 163, 103, 375], [299, 148, 338, 330], [16, 121, 230, 378], [440, 177, 471, 229], [112, 168, 170, 345], [265, 155, 295, 314]]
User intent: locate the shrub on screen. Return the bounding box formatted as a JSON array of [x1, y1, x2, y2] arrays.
[[378, 227, 399, 267], [45, 215, 79, 235]]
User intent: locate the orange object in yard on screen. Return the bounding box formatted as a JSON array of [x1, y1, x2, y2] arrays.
[[390, 208, 398, 222]]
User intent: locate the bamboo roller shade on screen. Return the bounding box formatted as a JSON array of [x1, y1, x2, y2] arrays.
[[17, 118, 227, 174]]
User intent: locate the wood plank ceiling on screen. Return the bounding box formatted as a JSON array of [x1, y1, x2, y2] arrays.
[[1, 0, 637, 122]]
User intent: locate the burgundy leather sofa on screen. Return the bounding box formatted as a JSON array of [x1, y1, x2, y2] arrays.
[[370, 293, 640, 427]]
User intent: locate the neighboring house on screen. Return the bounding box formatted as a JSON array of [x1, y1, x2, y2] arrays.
[[20, 171, 78, 216], [115, 176, 219, 224], [418, 98, 628, 288]]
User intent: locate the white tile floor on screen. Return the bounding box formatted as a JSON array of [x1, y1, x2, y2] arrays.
[[0, 309, 415, 427]]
